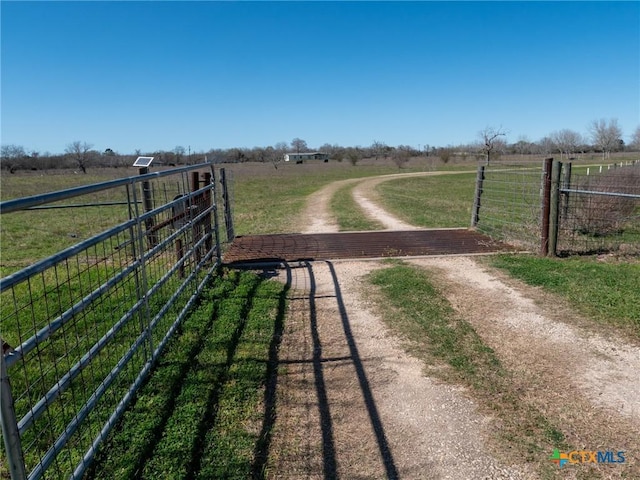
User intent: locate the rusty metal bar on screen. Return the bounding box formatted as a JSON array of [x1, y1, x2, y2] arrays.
[[540, 158, 553, 256]]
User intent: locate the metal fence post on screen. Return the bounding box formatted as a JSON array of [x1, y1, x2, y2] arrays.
[[548, 160, 562, 257], [471, 164, 485, 227], [191, 171, 202, 264], [561, 161, 572, 220], [1, 351, 27, 480], [209, 166, 222, 264], [203, 171, 213, 256], [540, 158, 553, 256]]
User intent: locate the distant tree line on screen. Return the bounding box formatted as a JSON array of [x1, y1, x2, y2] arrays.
[[2, 120, 639, 173]]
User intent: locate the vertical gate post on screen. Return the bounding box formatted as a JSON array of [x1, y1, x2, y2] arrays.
[[139, 167, 157, 248], [471, 164, 485, 227], [1, 351, 27, 480], [220, 168, 234, 242], [175, 238, 185, 278], [202, 172, 213, 256], [561, 162, 572, 220], [548, 160, 562, 257], [209, 166, 222, 264], [191, 171, 202, 264], [540, 158, 553, 256]]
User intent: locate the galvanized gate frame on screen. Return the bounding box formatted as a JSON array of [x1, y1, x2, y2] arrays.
[[0, 162, 227, 479]]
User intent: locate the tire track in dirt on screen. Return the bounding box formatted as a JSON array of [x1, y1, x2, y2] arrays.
[[270, 261, 530, 479], [411, 256, 640, 478], [271, 172, 640, 478], [300, 171, 474, 233]]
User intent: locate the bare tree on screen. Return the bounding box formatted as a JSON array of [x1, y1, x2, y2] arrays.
[[479, 126, 507, 164], [262, 146, 280, 169], [318, 143, 335, 154], [536, 136, 555, 156], [437, 147, 454, 164], [631, 126, 640, 151], [391, 145, 412, 169], [173, 145, 186, 165], [513, 135, 533, 157], [550, 129, 582, 160], [291, 138, 308, 154], [370, 140, 388, 160], [271, 141, 289, 166], [1, 144, 27, 173], [318, 143, 344, 161], [344, 147, 363, 166], [65, 141, 93, 173], [589, 118, 623, 159]]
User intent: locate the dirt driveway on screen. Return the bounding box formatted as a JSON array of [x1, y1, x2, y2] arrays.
[[268, 172, 640, 479]]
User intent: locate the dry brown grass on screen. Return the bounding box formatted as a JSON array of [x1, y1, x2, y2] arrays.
[[571, 167, 640, 236]]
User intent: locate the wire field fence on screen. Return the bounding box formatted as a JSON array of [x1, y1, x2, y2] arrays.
[[472, 159, 640, 255], [471, 161, 544, 251], [0, 163, 234, 479], [557, 162, 640, 255]]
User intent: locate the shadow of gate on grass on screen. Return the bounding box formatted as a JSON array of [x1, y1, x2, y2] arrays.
[[85, 270, 289, 479], [269, 261, 399, 480], [86, 261, 399, 479]]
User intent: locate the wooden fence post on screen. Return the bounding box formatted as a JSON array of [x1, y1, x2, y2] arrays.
[[220, 168, 234, 242], [548, 160, 562, 257], [139, 166, 158, 248], [540, 158, 553, 256], [175, 238, 185, 278], [471, 164, 485, 228]]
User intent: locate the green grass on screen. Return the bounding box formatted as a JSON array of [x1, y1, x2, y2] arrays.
[[3, 160, 639, 478], [0, 168, 142, 200], [368, 261, 501, 383], [87, 269, 288, 479], [368, 262, 568, 469], [0, 258, 198, 479], [330, 183, 383, 231], [374, 172, 476, 227], [227, 161, 441, 235], [490, 254, 640, 336]]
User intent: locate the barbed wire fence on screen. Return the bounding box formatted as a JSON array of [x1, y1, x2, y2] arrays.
[[0, 162, 234, 479]]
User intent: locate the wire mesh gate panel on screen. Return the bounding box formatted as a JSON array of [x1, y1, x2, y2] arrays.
[[0, 163, 223, 479]]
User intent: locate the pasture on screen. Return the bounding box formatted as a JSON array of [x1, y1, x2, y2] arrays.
[[1, 154, 639, 479]]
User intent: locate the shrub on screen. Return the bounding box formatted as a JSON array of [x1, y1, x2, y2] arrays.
[[571, 166, 640, 236]]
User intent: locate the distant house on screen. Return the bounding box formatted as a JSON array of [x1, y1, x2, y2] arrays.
[[283, 152, 329, 162]]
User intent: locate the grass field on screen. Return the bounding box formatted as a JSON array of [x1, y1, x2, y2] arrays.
[[489, 254, 640, 336], [374, 172, 476, 228], [1, 155, 638, 478], [228, 160, 433, 234]]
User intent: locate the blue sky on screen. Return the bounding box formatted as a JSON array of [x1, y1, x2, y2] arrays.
[[1, 1, 639, 155]]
